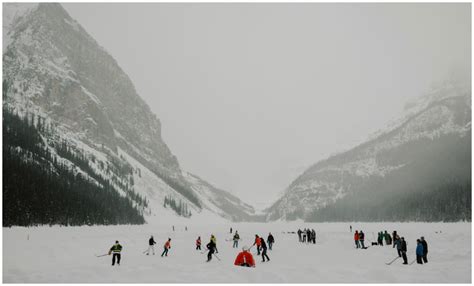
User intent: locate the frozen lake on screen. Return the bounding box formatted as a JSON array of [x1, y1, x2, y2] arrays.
[[3, 222, 471, 283]]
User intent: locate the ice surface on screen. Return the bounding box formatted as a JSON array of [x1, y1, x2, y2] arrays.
[[3, 222, 470, 283]]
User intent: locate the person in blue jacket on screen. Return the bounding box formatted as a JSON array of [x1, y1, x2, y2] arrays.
[[416, 239, 424, 264]]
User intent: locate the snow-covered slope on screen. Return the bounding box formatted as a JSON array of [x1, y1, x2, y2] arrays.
[[3, 3, 255, 223], [266, 78, 471, 221]]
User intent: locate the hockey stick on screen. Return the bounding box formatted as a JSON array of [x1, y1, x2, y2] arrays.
[[95, 253, 109, 257], [213, 253, 221, 261], [409, 259, 416, 265], [385, 256, 400, 265]]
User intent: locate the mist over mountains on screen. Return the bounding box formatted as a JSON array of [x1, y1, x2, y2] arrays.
[[3, 3, 470, 225]]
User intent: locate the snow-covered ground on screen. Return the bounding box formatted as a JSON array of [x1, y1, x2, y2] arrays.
[[3, 222, 470, 283]]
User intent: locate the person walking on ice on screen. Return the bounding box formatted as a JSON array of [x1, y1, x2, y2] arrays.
[[359, 230, 366, 249], [267, 233, 275, 250], [260, 235, 270, 262], [109, 240, 122, 266], [161, 238, 171, 257], [233, 231, 240, 248], [196, 236, 201, 250], [146, 235, 156, 255]]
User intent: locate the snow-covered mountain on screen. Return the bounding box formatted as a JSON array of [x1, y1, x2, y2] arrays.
[[3, 3, 255, 224], [266, 77, 471, 221]]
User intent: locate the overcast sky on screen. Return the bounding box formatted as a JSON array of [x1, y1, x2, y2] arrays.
[[64, 3, 470, 209]]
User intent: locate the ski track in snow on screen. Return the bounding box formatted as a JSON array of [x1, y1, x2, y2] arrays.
[[3, 222, 470, 283]]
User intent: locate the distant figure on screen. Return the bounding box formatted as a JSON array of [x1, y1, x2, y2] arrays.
[[234, 247, 255, 267], [350, 225, 352, 233], [230, 227, 233, 234], [253, 235, 262, 255], [354, 231, 360, 248], [359, 230, 365, 248], [420, 236, 428, 263], [401, 237, 408, 264], [233, 231, 240, 248], [196, 236, 201, 250], [161, 238, 171, 257], [416, 239, 424, 264], [311, 229, 316, 244], [267, 233, 275, 250], [297, 229, 302, 242], [109, 240, 122, 266], [172, 225, 175, 231], [185, 226, 188, 231], [260, 236, 270, 262], [146, 235, 156, 255]]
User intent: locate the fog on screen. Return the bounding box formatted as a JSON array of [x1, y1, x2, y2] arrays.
[[63, 3, 470, 208]]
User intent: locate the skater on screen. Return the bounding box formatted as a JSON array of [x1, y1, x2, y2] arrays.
[[233, 231, 240, 248], [109, 240, 122, 266], [359, 230, 365, 249], [297, 229, 302, 242], [161, 238, 171, 257], [416, 239, 424, 264], [196, 236, 201, 250], [230, 227, 233, 234], [354, 230, 360, 248], [350, 225, 352, 233], [206, 237, 217, 262], [234, 247, 256, 267], [421, 236, 428, 263], [393, 235, 402, 257], [146, 235, 156, 255], [260, 236, 270, 262], [185, 226, 188, 231], [267, 233, 275, 250], [253, 235, 262, 255], [311, 229, 316, 244], [401, 237, 408, 264], [172, 225, 175, 231], [211, 234, 218, 253]]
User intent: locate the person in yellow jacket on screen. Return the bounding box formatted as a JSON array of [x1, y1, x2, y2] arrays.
[[109, 240, 122, 266]]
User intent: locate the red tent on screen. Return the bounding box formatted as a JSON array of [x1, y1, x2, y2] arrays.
[[234, 250, 256, 267]]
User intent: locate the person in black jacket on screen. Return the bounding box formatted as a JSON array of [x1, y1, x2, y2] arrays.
[[420, 236, 428, 263], [401, 237, 408, 264], [359, 231, 365, 249], [267, 233, 275, 250], [206, 239, 216, 262], [260, 236, 270, 262], [146, 235, 156, 255]]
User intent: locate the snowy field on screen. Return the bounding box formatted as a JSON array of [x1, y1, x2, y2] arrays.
[[3, 222, 471, 283]]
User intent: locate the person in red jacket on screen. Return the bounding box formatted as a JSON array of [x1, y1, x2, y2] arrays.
[[253, 235, 262, 255], [234, 247, 256, 267], [354, 231, 360, 249], [161, 238, 171, 257], [196, 236, 201, 250]]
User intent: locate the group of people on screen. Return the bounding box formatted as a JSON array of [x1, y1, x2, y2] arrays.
[[297, 228, 316, 244], [351, 227, 429, 266], [353, 230, 366, 249], [144, 235, 171, 257], [377, 231, 392, 246]]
